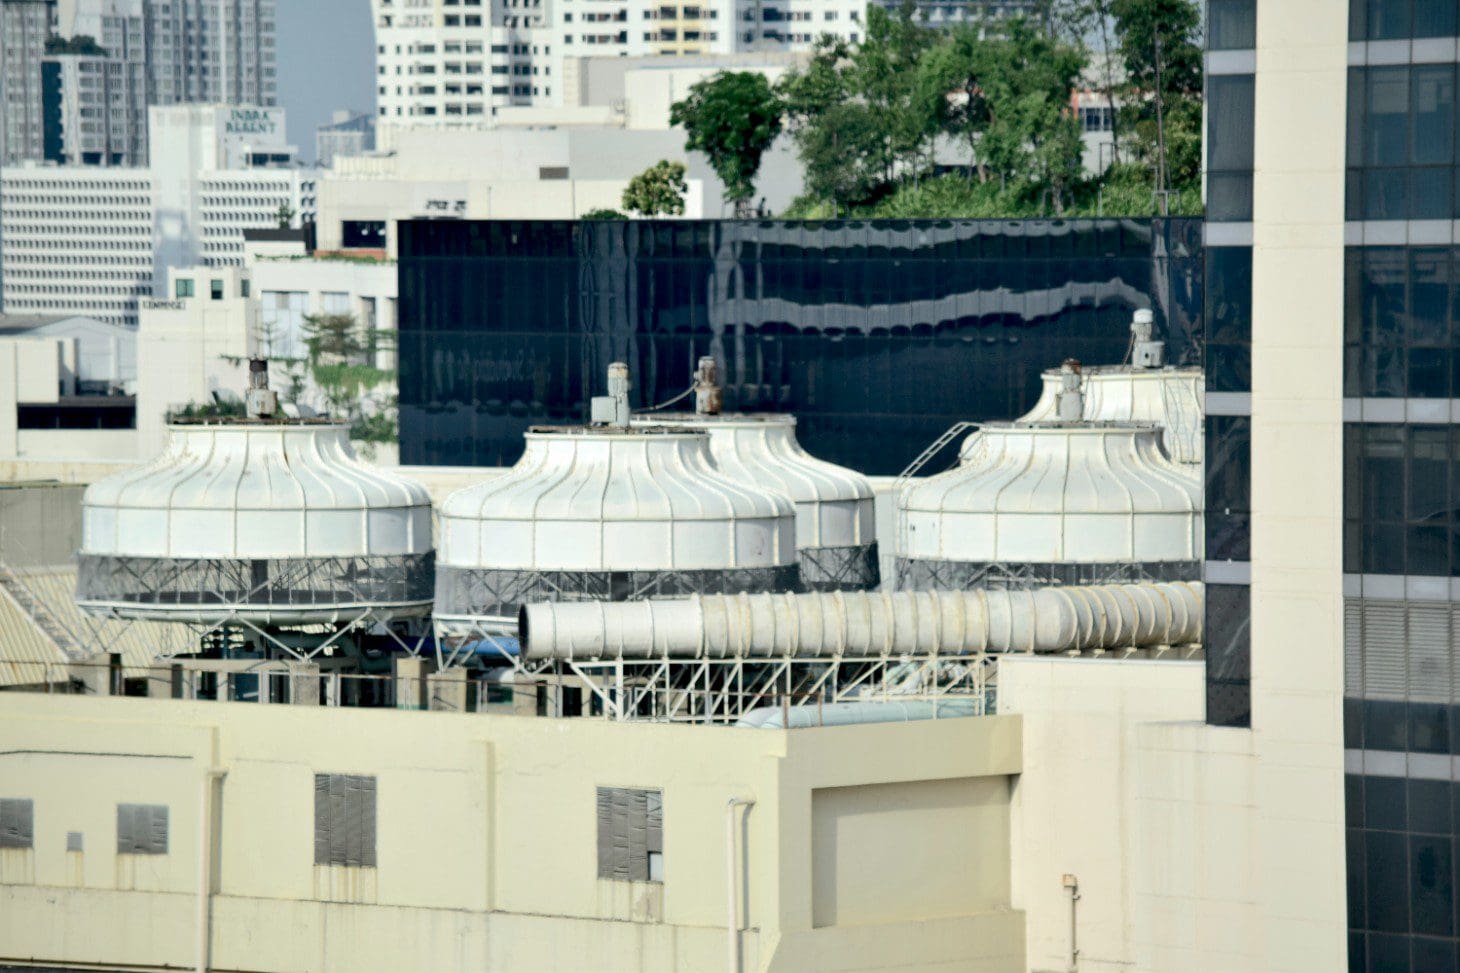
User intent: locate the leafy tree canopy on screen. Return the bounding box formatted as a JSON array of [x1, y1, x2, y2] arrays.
[[671, 71, 784, 217], [623, 160, 688, 217]]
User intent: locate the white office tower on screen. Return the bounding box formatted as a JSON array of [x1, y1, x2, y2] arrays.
[[632, 358, 878, 590], [0, 105, 314, 327], [75, 362, 433, 631], [435, 364, 798, 628], [370, 0, 866, 120], [898, 411, 1202, 591]]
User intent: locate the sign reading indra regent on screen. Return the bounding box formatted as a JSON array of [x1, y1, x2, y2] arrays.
[[225, 108, 280, 137]]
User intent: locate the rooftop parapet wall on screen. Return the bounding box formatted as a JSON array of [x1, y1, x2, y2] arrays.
[[0, 694, 1022, 973]]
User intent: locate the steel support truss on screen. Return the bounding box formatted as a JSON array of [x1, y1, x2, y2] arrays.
[[518, 654, 991, 724], [84, 604, 433, 665], [894, 558, 1201, 591], [76, 553, 435, 613], [799, 543, 880, 592], [434, 563, 801, 618]]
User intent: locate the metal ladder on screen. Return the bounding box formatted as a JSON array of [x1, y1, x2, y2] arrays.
[[0, 563, 87, 661], [890, 421, 980, 583], [891, 420, 979, 495]]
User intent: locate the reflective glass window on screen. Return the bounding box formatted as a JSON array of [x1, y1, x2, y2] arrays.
[[1208, 0, 1256, 50], [397, 219, 1205, 474]]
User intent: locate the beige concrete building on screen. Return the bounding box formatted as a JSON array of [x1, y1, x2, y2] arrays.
[[0, 694, 1024, 972]]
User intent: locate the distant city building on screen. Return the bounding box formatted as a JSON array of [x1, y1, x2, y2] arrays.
[[35, 0, 277, 165], [316, 110, 377, 168], [134, 237, 400, 457], [368, 0, 859, 122], [41, 38, 142, 166], [0, 312, 138, 462], [0, 105, 316, 328], [0, 0, 57, 165], [875, 0, 1037, 28], [371, 0, 548, 119], [64, 0, 277, 105]]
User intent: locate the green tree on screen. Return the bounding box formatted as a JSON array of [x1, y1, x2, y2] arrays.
[[916, 25, 993, 183], [780, 3, 940, 211], [670, 72, 784, 218], [299, 313, 397, 448], [1111, 0, 1202, 209], [622, 160, 688, 217], [275, 202, 296, 229], [1040, 0, 1123, 165], [580, 208, 628, 220], [920, 17, 1086, 212], [46, 34, 108, 56]]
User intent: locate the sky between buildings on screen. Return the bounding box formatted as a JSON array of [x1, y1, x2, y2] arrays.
[[276, 0, 376, 162]]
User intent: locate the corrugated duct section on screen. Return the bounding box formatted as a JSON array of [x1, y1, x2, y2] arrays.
[[520, 582, 1202, 661]]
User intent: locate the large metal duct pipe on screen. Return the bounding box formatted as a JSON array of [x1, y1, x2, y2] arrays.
[[519, 582, 1202, 661]]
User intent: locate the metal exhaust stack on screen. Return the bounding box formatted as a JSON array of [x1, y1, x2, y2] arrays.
[[693, 355, 722, 416], [245, 358, 278, 419], [590, 362, 632, 427], [1130, 308, 1165, 368]]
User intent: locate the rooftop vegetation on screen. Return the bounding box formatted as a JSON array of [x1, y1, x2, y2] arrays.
[[659, 0, 1202, 219]]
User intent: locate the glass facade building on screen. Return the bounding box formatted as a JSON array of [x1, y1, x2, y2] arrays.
[[396, 219, 1203, 474], [1342, 2, 1460, 969]]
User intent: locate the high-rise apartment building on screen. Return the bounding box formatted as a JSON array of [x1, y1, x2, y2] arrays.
[[40, 0, 277, 164], [64, 0, 277, 105], [0, 0, 57, 165], [868, 0, 1035, 29], [372, 0, 548, 119], [369, 0, 865, 121], [41, 45, 142, 165]]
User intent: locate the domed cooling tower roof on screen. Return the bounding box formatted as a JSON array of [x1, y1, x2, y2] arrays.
[[631, 412, 879, 591], [435, 425, 799, 621], [900, 421, 1201, 591], [76, 419, 434, 624]]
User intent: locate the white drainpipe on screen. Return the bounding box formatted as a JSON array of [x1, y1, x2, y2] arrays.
[[726, 797, 755, 973], [520, 582, 1202, 661], [197, 724, 227, 973]]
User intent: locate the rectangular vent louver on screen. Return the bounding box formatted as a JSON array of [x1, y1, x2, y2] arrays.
[[0, 799, 33, 849], [314, 773, 377, 868], [1345, 597, 1459, 703], [116, 804, 168, 855]]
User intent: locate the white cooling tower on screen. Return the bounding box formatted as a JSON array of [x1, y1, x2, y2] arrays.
[[76, 420, 435, 624], [631, 412, 878, 590], [435, 425, 799, 621], [899, 421, 1202, 590], [985, 363, 1205, 466]]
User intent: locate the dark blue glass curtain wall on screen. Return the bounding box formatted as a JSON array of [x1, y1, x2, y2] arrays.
[[397, 218, 1203, 473]]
